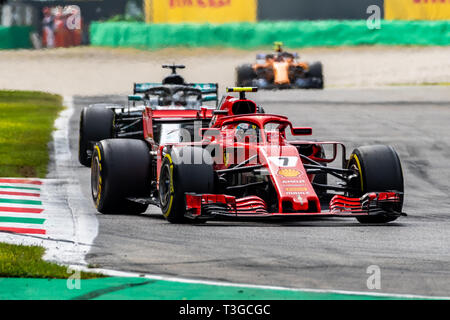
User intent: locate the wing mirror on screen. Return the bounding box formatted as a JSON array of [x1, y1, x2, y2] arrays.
[[212, 110, 229, 115], [291, 127, 312, 136], [128, 94, 143, 101]]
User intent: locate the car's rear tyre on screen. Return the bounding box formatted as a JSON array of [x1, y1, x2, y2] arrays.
[[79, 105, 115, 167], [306, 62, 324, 89], [347, 145, 404, 223], [236, 64, 257, 87], [91, 139, 152, 215], [159, 147, 215, 223]]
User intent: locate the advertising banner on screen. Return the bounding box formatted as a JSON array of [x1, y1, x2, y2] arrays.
[[146, 0, 257, 23], [42, 5, 83, 48], [385, 0, 450, 20]]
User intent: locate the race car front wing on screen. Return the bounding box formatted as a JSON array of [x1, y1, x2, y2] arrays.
[[184, 192, 405, 220]]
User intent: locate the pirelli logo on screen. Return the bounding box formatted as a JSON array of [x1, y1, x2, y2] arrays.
[[146, 0, 257, 23]]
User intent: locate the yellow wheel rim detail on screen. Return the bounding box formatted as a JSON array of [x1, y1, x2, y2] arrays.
[[162, 154, 174, 218], [350, 154, 364, 192], [93, 146, 103, 208]]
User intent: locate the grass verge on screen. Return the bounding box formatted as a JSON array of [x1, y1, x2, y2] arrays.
[[0, 90, 103, 279], [0, 90, 64, 178], [0, 243, 101, 279]]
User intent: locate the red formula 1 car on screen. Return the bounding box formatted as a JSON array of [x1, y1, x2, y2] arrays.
[[91, 87, 405, 224]]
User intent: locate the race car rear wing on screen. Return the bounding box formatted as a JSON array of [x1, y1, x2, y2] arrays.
[[133, 82, 161, 94], [133, 82, 219, 104], [191, 83, 219, 104]]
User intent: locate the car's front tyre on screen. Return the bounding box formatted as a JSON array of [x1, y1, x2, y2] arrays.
[[159, 147, 215, 223], [347, 145, 404, 223]]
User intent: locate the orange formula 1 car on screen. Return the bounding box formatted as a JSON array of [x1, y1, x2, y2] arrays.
[[236, 42, 324, 90]]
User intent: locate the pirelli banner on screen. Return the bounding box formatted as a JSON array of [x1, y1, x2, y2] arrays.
[[145, 0, 257, 23], [385, 0, 450, 20]]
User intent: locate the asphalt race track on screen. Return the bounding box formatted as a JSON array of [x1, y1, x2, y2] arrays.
[[67, 87, 450, 296]]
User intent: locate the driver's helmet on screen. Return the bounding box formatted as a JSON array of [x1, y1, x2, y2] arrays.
[[172, 91, 187, 106], [235, 123, 259, 143], [281, 52, 294, 62], [172, 90, 202, 108], [159, 94, 172, 106], [185, 94, 202, 108]]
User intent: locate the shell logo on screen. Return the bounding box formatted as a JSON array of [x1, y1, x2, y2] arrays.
[[278, 168, 301, 177], [286, 187, 307, 192]]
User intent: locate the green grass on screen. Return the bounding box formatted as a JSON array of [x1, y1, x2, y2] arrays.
[[0, 91, 103, 280], [0, 243, 102, 279], [0, 90, 64, 178]]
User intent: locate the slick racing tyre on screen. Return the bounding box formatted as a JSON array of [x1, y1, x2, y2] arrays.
[[236, 64, 257, 87], [347, 145, 404, 223], [306, 62, 324, 89], [91, 139, 152, 215], [159, 147, 215, 224], [79, 105, 115, 167]]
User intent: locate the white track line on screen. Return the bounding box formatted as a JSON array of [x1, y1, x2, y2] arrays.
[[0, 222, 45, 229], [69, 265, 450, 300], [0, 194, 42, 200], [0, 212, 46, 218]]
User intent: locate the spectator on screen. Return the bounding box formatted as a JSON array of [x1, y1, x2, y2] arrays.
[[42, 7, 54, 48]]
